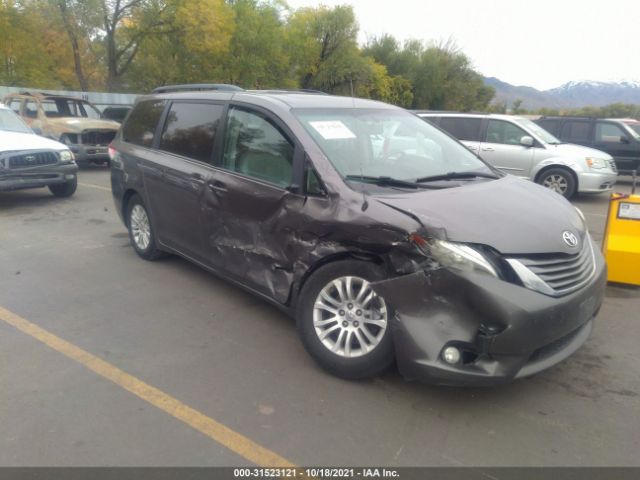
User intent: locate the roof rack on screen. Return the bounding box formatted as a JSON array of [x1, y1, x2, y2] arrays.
[[411, 109, 490, 114], [247, 88, 328, 95], [539, 115, 596, 119], [151, 84, 244, 94]]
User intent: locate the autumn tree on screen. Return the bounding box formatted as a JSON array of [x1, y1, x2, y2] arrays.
[[124, 0, 234, 91]]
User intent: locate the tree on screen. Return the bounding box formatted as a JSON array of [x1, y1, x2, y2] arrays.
[[0, 1, 85, 88], [365, 35, 495, 111], [286, 5, 362, 93], [213, 0, 291, 89], [124, 0, 234, 91], [511, 99, 525, 114]]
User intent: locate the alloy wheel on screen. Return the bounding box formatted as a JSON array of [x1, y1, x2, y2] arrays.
[[312, 276, 388, 358], [130, 204, 151, 251]]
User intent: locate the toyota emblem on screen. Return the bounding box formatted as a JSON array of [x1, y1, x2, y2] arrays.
[[562, 231, 578, 247]]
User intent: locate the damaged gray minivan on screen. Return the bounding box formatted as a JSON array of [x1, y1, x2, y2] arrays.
[[110, 87, 606, 385]]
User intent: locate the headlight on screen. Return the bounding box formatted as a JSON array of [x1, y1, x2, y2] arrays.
[[58, 150, 75, 163], [586, 157, 608, 169], [410, 235, 498, 277]]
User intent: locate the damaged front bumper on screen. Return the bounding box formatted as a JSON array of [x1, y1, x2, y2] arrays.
[[372, 251, 606, 386]]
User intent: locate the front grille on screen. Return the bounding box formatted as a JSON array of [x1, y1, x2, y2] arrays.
[[607, 158, 617, 172], [8, 151, 58, 168], [81, 129, 116, 146], [507, 236, 596, 296]]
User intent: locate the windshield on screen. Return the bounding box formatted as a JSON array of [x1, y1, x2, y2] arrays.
[[0, 108, 33, 134], [513, 117, 561, 144], [42, 98, 102, 119], [293, 108, 493, 185]]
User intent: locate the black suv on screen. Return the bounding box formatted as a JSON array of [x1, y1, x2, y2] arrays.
[[110, 86, 605, 385], [534, 116, 640, 173]]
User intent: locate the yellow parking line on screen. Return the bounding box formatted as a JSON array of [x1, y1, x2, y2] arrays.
[[0, 305, 295, 468], [79, 182, 111, 192]]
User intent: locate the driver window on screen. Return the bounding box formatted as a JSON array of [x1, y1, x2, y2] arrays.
[[595, 122, 627, 143], [485, 120, 528, 145], [221, 108, 294, 187]]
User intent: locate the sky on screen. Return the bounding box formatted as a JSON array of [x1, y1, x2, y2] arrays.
[[286, 0, 640, 91]]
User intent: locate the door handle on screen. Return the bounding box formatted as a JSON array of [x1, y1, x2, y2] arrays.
[[482, 147, 494, 152], [208, 182, 227, 194]]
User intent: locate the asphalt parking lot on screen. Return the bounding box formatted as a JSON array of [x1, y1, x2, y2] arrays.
[[0, 168, 639, 467]]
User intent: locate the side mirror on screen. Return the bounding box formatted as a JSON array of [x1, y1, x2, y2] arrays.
[[520, 135, 534, 147], [620, 136, 630, 144], [32, 127, 43, 135]]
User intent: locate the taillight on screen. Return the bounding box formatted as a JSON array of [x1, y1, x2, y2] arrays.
[[108, 144, 117, 160]]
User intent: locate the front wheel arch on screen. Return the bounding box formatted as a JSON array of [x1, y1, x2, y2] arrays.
[[292, 252, 386, 312], [296, 259, 395, 379]]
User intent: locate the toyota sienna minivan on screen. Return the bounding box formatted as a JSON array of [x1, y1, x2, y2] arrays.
[[110, 86, 606, 385]]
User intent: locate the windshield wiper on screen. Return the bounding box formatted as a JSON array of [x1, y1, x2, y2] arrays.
[[415, 170, 500, 183], [345, 175, 441, 189]]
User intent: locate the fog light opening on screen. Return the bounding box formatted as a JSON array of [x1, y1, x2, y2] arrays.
[[442, 346, 461, 365]]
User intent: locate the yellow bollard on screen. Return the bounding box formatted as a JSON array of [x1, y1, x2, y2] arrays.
[[602, 192, 640, 286]]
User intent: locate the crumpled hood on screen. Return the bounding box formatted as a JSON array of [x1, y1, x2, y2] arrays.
[[548, 143, 613, 160], [373, 176, 586, 255], [46, 117, 120, 133], [0, 130, 67, 152]]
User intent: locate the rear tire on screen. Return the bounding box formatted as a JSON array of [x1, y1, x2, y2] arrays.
[[537, 168, 576, 199], [126, 194, 166, 261], [49, 177, 77, 197], [297, 260, 394, 380]]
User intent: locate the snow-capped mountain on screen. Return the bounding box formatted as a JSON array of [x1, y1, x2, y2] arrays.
[[484, 77, 640, 109]]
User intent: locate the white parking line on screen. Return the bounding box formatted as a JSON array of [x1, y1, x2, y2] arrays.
[[79, 183, 111, 192]]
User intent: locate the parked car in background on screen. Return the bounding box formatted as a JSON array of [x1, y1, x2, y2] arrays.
[[418, 113, 617, 198], [109, 86, 605, 385], [534, 116, 640, 174], [0, 103, 78, 197], [618, 118, 640, 136], [102, 105, 132, 123], [3, 92, 120, 167]]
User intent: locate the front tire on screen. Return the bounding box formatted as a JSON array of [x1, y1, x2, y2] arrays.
[[49, 177, 77, 197], [538, 168, 576, 199], [126, 194, 165, 261], [297, 260, 394, 379]]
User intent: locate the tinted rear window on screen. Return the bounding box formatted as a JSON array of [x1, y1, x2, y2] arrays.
[[560, 120, 591, 142], [159, 102, 224, 163], [438, 117, 482, 141], [123, 100, 166, 147]]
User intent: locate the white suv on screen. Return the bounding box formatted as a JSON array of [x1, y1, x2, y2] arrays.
[[417, 113, 617, 198]]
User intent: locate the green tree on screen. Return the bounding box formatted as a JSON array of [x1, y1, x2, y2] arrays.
[[365, 36, 494, 111], [286, 5, 363, 93], [213, 0, 292, 89], [511, 99, 526, 114]]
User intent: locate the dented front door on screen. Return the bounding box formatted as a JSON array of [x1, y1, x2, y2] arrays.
[[204, 106, 303, 303]]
